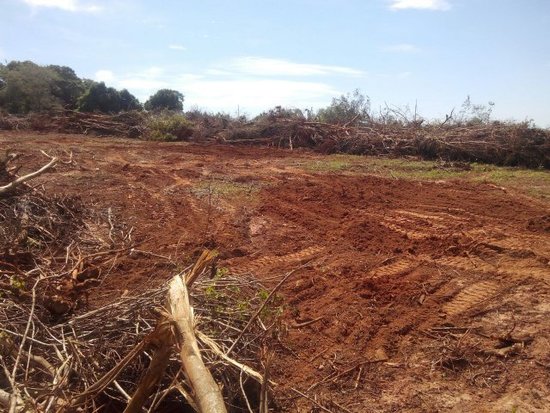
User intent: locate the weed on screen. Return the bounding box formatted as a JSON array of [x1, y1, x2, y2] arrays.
[[215, 266, 229, 279], [10, 276, 25, 290], [146, 112, 194, 141]]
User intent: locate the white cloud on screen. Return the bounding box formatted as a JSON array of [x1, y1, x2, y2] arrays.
[[388, 0, 451, 11], [93, 60, 348, 113], [169, 44, 187, 51], [182, 78, 339, 113], [228, 57, 365, 77], [103, 67, 167, 92], [205, 69, 233, 76], [94, 70, 114, 82], [22, 0, 101, 12], [383, 43, 420, 53]]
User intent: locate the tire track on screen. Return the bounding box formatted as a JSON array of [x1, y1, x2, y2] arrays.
[[443, 281, 501, 316], [227, 245, 325, 276]]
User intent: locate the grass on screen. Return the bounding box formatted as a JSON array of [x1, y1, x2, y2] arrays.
[[191, 179, 261, 200], [296, 155, 550, 201], [302, 157, 352, 172]]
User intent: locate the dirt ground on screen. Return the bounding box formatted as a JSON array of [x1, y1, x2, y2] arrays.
[[1, 132, 549, 412]]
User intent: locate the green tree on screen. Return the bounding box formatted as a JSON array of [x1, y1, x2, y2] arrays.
[[0, 61, 61, 113], [78, 82, 142, 113], [119, 89, 142, 111], [48, 65, 85, 109], [144, 89, 184, 112], [317, 89, 371, 125]]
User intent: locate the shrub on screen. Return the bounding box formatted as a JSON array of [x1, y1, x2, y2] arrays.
[[144, 89, 184, 112], [146, 112, 194, 141], [316, 89, 371, 125]]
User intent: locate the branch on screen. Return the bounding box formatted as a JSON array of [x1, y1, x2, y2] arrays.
[[167, 273, 227, 413], [0, 157, 58, 196]]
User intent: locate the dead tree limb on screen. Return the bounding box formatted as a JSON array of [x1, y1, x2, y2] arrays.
[[0, 157, 58, 196], [123, 320, 173, 413], [167, 273, 227, 413]]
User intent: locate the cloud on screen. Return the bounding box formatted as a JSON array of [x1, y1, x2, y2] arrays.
[[227, 57, 365, 77], [182, 78, 339, 113], [383, 43, 420, 53], [94, 70, 114, 82], [22, 0, 101, 12], [388, 0, 451, 11], [168, 44, 187, 51], [94, 60, 347, 113]]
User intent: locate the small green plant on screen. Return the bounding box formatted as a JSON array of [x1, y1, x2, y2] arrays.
[[10, 276, 25, 290], [215, 267, 229, 279], [257, 289, 270, 301], [146, 112, 194, 141], [204, 285, 221, 300], [257, 290, 285, 321]]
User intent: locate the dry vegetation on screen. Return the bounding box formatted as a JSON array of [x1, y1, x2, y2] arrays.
[[1, 110, 549, 169]]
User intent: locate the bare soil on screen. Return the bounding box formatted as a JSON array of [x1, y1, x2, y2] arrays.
[[2, 131, 549, 412]]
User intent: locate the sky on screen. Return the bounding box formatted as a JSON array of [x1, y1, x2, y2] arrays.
[[1, 0, 550, 126]]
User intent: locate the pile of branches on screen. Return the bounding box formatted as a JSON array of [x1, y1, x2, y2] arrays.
[[36, 110, 147, 138], [0, 110, 147, 138], [2, 251, 274, 412], [221, 118, 550, 169], [3, 110, 547, 168], [0, 153, 276, 412]]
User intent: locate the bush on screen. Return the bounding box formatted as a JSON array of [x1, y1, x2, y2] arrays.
[[146, 113, 194, 141], [316, 89, 371, 125], [144, 89, 184, 112]]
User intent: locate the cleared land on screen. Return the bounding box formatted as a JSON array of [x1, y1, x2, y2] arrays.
[[1, 131, 549, 412]]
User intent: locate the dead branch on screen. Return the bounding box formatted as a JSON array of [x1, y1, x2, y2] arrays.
[[167, 273, 227, 413], [123, 321, 173, 413], [0, 157, 58, 196]]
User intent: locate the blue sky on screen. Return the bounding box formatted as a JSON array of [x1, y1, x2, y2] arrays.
[[1, 0, 549, 125]]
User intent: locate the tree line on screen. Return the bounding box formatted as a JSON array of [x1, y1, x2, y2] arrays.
[[0, 61, 184, 114]]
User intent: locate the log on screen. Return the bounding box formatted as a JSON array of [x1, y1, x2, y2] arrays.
[[167, 273, 227, 413]]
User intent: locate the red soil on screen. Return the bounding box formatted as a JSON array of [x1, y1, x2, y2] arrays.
[[2, 131, 549, 412]]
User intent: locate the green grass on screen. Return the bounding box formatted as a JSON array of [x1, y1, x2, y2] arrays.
[[469, 164, 550, 199], [296, 155, 550, 201], [191, 179, 260, 199], [302, 157, 352, 172]]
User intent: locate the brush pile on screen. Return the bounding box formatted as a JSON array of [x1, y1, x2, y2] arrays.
[[0, 110, 146, 138], [222, 118, 550, 169], [0, 153, 274, 412], [2, 110, 549, 168]]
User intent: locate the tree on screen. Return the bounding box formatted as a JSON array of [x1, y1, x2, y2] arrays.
[[48, 65, 85, 109], [0, 61, 61, 113], [119, 89, 142, 111], [77, 82, 120, 113], [145, 89, 184, 112], [316, 89, 371, 125], [77, 82, 141, 113]]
